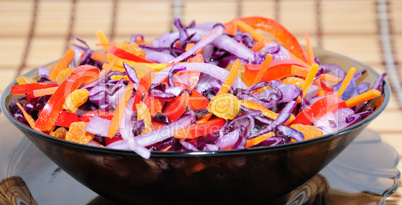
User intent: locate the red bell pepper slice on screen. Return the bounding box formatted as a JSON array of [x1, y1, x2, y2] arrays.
[[172, 82, 210, 111], [55, 111, 81, 127], [151, 121, 166, 131], [163, 92, 190, 122], [173, 118, 226, 140], [291, 95, 346, 125], [11, 83, 59, 95], [225, 16, 308, 63], [25, 93, 38, 104], [188, 89, 210, 111], [143, 94, 163, 117], [34, 65, 100, 132], [107, 45, 153, 63], [80, 110, 115, 122], [104, 136, 123, 146], [132, 71, 156, 111], [244, 59, 306, 86]]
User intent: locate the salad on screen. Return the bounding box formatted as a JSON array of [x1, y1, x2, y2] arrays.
[[9, 16, 385, 159]]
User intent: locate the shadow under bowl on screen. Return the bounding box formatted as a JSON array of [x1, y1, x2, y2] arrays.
[[1, 48, 391, 204]]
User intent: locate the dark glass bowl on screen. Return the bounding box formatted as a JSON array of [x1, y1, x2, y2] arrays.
[[1, 48, 391, 204]]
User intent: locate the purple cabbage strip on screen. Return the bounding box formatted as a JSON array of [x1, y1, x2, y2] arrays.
[[317, 64, 346, 79], [304, 85, 319, 102], [237, 91, 271, 108], [250, 101, 297, 138], [357, 82, 371, 94], [234, 30, 256, 48], [203, 144, 220, 151], [214, 129, 240, 149], [38, 67, 49, 77], [135, 112, 196, 147], [259, 43, 291, 60], [85, 116, 111, 137], [212, 33, 255, 63], [346, 107, 373, 126], [168, 65, 186, 87], [170, 24, 225, 64], [354, 70, 367, 80], [123, 62, 140, 87], [173, 17, 190, 44], [333, 76, 358, 101], [257, 137, 284, 147], [232, 115, 255, 149], [150, 83, 178, 99], [106, 140, 130, 150], [179, 140, 199, 152], [275, 125, 304, 142], [200, 44, 214, 62], [70, 47, 83, 68], [154, 63, 248, 90], [142, 48, 175, 63], [256, 83, 301, 109], [254, 115, 274, 126], [108, 83, 127, 109], [248, 81, 270, 92], [117, 97, 151, 158], [313, 107, 355, 134], [372, 73, 387, 91]]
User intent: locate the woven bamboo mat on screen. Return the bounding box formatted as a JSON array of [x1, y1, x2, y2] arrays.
[[1, 0, 402, 203]]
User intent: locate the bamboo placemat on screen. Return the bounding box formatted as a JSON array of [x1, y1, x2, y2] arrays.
[[0, 0, 401, 203]]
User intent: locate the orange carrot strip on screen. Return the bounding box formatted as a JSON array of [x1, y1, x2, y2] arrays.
[[138, 41, 153, 46], [33, 86, 58, 97], [252, 54, 273, 85], [49, 48, 76, 82], [227, 18, 237, 35], [160, 145, 172, 152], [187, 53, 204, 63], [221, 145, 234, 150], [305, 32, 315, 65], [292, 65, 341, 83], [197, 113, 213, 124], [217, 59, 241, 95], [337, 67, 356, 98], [198, 59, 242, 123], [239, 100, 295, 125], [16, 102, 40, 132], [135, 36, 144, 44], [251, 38, 271, 51], [96, 31, 110, 51], [345, 89, 381, 108], [91, 50, 107, 62], [301, 64, 319, 97], [107, 82, 134, 138], [245, 132, 275, 148], [95, 42, 116, 47], [185, 43, 195, 51], [185, 41, 204, 54], [136, 101, 153, 134], [235, 19, 267, 42], [235, 19, 275, 52]]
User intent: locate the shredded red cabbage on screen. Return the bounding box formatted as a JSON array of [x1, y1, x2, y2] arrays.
[[8, 17, 387, 159]]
